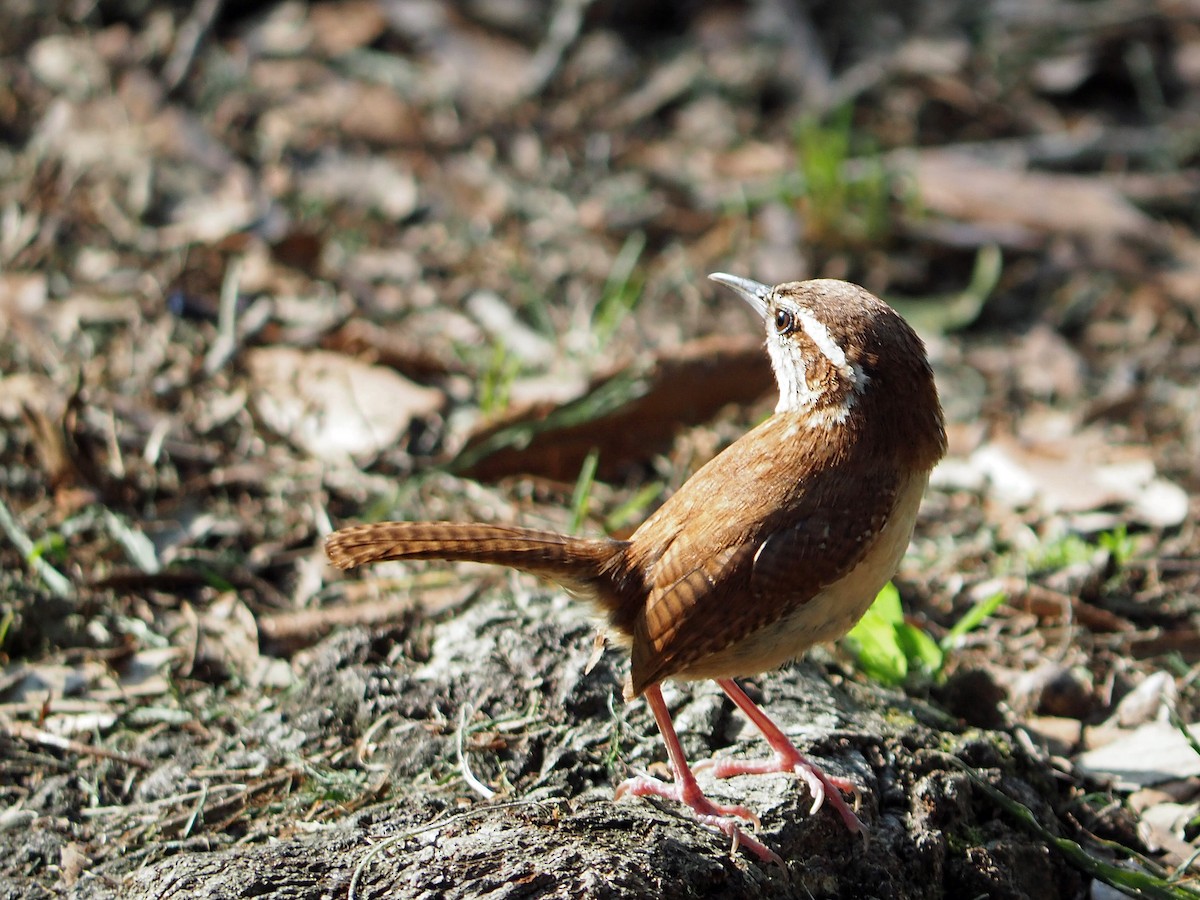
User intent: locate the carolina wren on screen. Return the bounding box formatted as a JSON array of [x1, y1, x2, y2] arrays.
[[326, 274, 946, 865]]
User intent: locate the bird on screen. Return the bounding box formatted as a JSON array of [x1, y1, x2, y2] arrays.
[[325, 273, 947, 864]]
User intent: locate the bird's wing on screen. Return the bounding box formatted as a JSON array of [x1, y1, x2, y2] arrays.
[[629, 466, 901, 693]]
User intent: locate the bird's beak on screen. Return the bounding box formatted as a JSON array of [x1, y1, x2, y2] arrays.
[[708, 273, 770, 320]]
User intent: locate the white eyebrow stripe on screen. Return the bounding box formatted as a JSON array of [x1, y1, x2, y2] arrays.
[[794, 308, 851, 376]]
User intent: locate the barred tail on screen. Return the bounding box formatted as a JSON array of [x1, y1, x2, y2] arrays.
[[325, 521, 626, 596]]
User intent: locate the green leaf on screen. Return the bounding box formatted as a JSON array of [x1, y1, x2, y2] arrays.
[[593, 230, 646, 346], [896, 622, 944, 677], [846, 622, 907, 685], [942, 590, 1006, 651], [845, 584, 908, 686], [1098, 524, 1135, 567], [846, 583, 950, 685], [889, 244, 1002, 335], [568, 448, 600, 535], [870, 581, 904, 623], [947, 756, 1200, 899]]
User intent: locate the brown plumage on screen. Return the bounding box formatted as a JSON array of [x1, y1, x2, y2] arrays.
[[325, 274, 946, 865]]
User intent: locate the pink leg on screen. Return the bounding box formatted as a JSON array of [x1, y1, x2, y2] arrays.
[[694, 678, 864, 835], [616, 684, 784, 865]]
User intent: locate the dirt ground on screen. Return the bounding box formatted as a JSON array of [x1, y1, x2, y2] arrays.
[[2, 1, 1200, 898]]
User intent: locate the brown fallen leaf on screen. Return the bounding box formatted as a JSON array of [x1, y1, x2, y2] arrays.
[[0, 374, 98, 511], [1076, 720, 1200, 790], [1014, 583, 1133, 633], [1129, 628, 1200, 662], [245, 347, 444, 465], [308, 0, 388, 57], [1022, 715, 1082, 757], [322, 318, 466, 380], [904, 149, 1164, 245], [942, 426, 1189, 528], [452, 334, 773, 483]]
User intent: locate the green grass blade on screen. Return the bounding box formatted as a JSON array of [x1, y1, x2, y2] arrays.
[[947, 756, 1200, 899]]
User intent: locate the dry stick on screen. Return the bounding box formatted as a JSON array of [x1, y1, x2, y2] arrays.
[[156, 770, 300, 838], [2, 718, 151, 769], [258, 586, 472, 653], [523, 0, 597, 97], [456, 704, 496, 800], [203, 255, 243, 375], [198, 257, 273, 376], [163, 0, 225, 93], [82, 783, 250, 818]]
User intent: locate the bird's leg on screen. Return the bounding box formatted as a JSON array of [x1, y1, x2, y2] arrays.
[[693, 678, 865, 835], [616, 684, 784, 865]]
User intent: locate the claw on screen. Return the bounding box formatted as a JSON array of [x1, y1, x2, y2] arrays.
[[615, 773, 760, 827], [625, 686, 787, 865], [624, 680, 868, 867], [615, 772, 782, 865], [710, 679, 868, 836]]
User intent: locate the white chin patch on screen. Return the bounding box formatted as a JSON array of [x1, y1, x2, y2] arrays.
[[769, 315, 869, 418], [770, 342, 818, 412]]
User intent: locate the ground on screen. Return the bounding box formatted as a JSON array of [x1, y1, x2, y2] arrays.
[[1, 1, 1200, 898]]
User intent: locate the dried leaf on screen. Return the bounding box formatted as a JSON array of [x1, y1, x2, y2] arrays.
[[298, 154, 418, 220], [194, 593, 260, 684], [323, 318, 464, 379], [907, 150, 1162, 244], [0, 271, 48, 329], [1076, 721, 1200, 790], [308, 0, 388, 57], [453, 335, 772, 482], [947, 429, 1188, 528], [246, 347, 444, 465]]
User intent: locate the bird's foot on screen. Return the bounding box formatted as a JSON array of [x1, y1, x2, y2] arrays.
[[615, 774, 760, 824], [693, 750, 865, 835], [615, 774, 783, 865]]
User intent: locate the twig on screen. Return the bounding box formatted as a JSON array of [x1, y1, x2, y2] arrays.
[[181, 781, 209, 840], [203, 255, 244, 375], [3, 718, 151, 769], [457, 704, 496, 800], [258, 581, 474, 654], [157, 770, 299, 837], [523, 0, 598, 97], [163, 0, 225, 93]]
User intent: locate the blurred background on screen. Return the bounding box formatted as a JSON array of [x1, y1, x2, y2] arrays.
[[2, 0, 1200, 895]]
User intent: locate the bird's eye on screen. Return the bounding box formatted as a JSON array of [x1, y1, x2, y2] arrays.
[[773, 309, 795, 334]]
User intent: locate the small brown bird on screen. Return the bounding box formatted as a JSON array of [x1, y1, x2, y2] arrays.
[[326, 274, 946, 864]]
